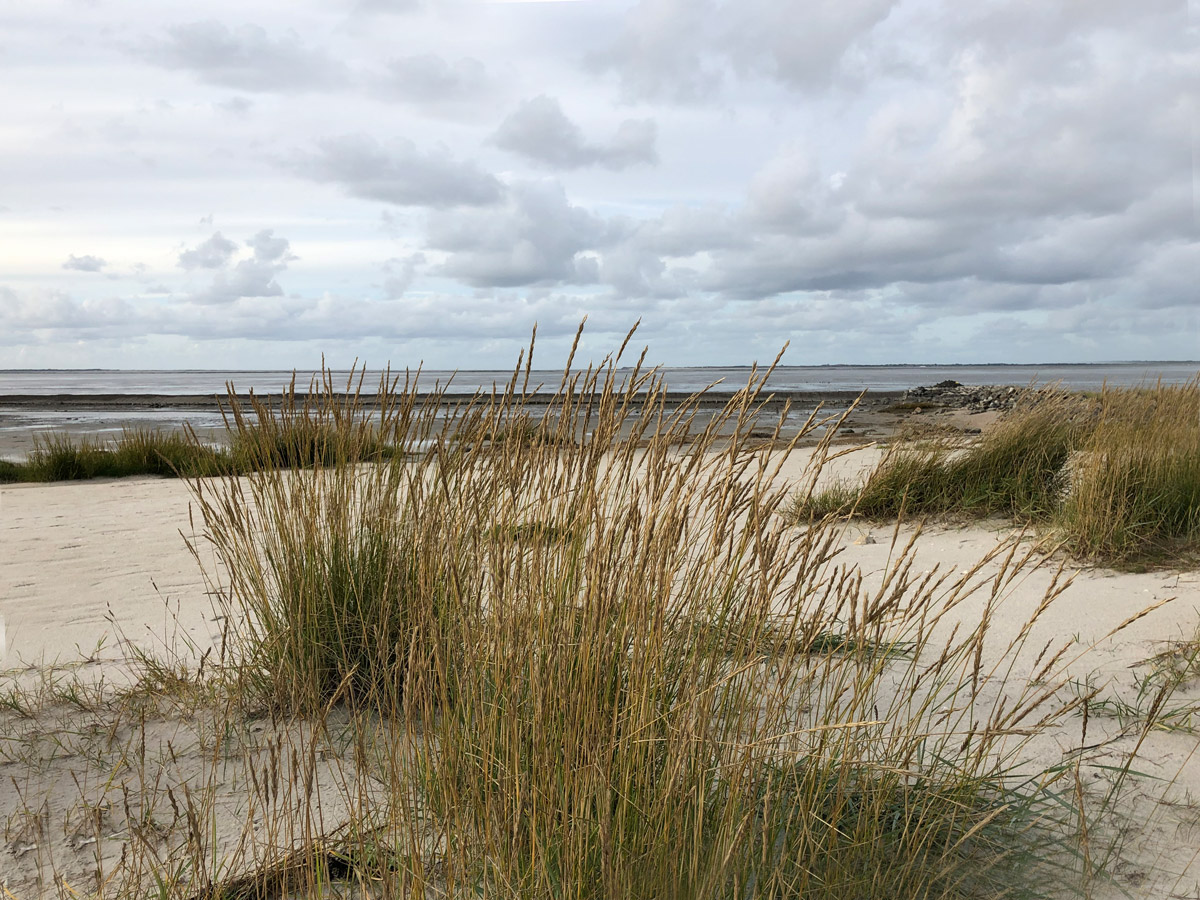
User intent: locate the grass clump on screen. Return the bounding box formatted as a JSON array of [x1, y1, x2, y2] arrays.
[[795, 379, 1200, 566], [0, 429, 228, 482], [1057, 380, 1200, 564], [797, 391, 1090, 522], [189, 367, 446, 718], [169, 328, 1123, 899]]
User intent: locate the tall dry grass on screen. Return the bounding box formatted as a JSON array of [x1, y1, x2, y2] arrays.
[[795, 378, 1200, 566], [165, 329, 1125, 899], [1058, 379, 1200, 564], [6, 332, 1184, 898]]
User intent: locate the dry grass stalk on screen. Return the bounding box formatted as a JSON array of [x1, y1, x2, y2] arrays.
[[2, 330, 1188, 898]]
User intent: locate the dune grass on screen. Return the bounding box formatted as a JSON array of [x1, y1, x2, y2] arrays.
[[793, 379, 1200, 566], [794, 391, 1091, 522], [2, 336, 1188, 898], [1057, 381, 1200, 564], [155, 330, 1136, 900], [0, 371, 425, 484], [0, 429, 229, 483]]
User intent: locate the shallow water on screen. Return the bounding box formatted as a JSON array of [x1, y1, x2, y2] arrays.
[[2, 361, 1196, 396], [2, 360, 1195, 460]]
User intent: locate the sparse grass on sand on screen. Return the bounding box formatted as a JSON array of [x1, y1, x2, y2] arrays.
[[791, 378, 1200, 567], [1, 331, 1194, 898], [0, 372, 419, 484], [0, 429, 228, 482]]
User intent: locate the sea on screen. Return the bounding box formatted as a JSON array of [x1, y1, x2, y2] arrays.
[[1, 362, 1196, 457], [4, 362, 1198, 396]]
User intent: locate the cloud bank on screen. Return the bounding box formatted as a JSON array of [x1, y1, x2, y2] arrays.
[[1, 0, 1193, 367]]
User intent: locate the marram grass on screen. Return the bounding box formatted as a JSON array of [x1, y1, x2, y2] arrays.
[[168, 329, 1125, 900], [1057, 380, 1200, 564], [0, 428, 228, 482], [1, 332, 1180, 898], [794, 378, 1200, 566]]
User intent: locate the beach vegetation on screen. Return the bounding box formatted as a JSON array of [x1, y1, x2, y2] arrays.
[[793, 378, 1200, 566], [159, 329, 1135, 899], [1056, 380, 1200, 564], [0, 429, 228, 482]]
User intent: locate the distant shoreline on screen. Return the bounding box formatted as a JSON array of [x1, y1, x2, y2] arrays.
[[0, 389, 909, 412]]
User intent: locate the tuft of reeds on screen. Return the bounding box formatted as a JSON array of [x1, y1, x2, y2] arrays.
[[2, 429, 228, 482], [172, 329, 1120, 899], [1057, 379, 1200, 564], [794, 379, 1200, 566]]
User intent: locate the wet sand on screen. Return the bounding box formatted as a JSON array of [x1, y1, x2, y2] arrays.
[[0, 389, 921, 459]]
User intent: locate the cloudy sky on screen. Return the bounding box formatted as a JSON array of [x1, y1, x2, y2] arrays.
[[1, 0, 1195, 370]]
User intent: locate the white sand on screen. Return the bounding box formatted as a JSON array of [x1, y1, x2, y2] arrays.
[[1, 476, 219, 670], [1, 449, 1198, 897]]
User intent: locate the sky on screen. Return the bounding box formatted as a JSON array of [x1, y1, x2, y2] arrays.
[[1, 0, 1196, 370]]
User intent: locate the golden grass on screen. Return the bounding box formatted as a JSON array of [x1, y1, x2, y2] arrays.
[[793, 379, 1200, 566], [1, 331, 1192, 898]]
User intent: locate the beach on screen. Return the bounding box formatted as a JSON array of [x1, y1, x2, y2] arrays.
[[2, 390, 1199, 899]]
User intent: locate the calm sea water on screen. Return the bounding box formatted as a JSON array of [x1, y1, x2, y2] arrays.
[[3, 362, 1197, 396]]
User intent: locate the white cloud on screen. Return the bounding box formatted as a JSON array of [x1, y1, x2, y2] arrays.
[[427, 179, 611, 287], [63, 254, 108, 272], [295, 135, 504, 207], [140, 20, 349, 92], [179, 233, 239, 270], [492, 96, 657, 170]]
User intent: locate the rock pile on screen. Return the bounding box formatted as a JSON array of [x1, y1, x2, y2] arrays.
[[903, 381, 1026, 412]]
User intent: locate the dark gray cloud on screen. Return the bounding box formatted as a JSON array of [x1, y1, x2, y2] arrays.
[[141, 21, 348, 92], [179, 232, 238, 270], [296, 135, 503, 207], [63, 254, 107, 272], [376, 55, 487, 104], [427, 179, 611, 287], [493, 96, 657, 170]]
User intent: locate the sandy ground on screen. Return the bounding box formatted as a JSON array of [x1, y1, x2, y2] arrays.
[[2, 447, 1199, 898]]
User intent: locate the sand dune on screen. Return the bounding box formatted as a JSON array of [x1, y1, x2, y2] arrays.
[[1, 451, 1198, 897]]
